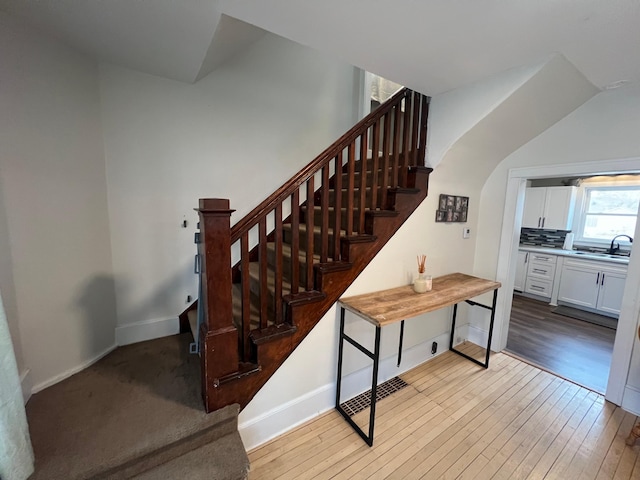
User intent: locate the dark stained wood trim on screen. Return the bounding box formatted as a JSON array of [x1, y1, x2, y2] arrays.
[[290, 190, 300, 295], [392, 104, 401, 188], [381, 112, 391, 208], [321, 164, 329, 262], [417, 96, 429, 166], [358, 131, 368, 233], [274, 204, 283, 324], [346, 142, 355, 235], [370, 119, 380, 211], [333, 152, 343, 260], [305, 176, 314, 290], [410, 91, 420, 166], [400, 92, 412, 186], [259, 218, 268, 329], [241, 233, 250, 360]]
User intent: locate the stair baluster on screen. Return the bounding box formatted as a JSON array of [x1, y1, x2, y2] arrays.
[[333, 151, 343, 258]]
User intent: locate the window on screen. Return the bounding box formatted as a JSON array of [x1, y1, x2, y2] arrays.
[[579, 186, 640, 242]]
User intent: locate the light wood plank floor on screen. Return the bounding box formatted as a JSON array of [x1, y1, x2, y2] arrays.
[[248, 344, 640, 479]]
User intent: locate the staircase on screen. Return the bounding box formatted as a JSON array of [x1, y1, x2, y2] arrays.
[[193, 88, 431, 413], [26, 333, 250, 480]]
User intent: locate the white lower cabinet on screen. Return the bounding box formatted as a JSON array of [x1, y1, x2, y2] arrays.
[[558, 258, 627, 316], [523, 252, 557, 299], [596, 270, 627, 315]]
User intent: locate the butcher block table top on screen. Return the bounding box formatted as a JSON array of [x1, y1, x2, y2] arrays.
[[339, 273, 501, 327]]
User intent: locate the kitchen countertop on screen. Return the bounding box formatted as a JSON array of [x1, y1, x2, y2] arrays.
[[519, 245, 630, 265]]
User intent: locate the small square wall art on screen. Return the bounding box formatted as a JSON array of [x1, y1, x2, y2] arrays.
[[436, 194, 468, 223]]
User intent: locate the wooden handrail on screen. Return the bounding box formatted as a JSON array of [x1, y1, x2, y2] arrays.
[[230, 87, 414, 242]]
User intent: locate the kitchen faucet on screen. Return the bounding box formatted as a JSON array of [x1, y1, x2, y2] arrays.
[[609, 234, 633, 255]]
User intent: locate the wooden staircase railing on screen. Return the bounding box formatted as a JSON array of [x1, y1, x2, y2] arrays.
[[195, 88, 430, 412]]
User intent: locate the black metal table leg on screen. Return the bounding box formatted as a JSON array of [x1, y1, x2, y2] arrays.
[[367, 325, 381, 446], [449, 288, 499, 369], [397, 320, 405, 367], [449, 303, 458, 351], [335, 307, 346, 411], [484, 289, 499, 366], [335, 307, 382, 446]]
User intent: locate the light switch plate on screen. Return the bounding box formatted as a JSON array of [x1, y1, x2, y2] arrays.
[[463, 227, 471, 239]]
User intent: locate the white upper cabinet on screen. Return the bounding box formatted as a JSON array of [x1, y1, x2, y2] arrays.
[[522, 186, 577, 230], [522, 188, 546, 229]]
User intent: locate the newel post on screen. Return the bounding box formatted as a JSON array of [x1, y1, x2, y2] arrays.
[[197, 198, 238, 412]]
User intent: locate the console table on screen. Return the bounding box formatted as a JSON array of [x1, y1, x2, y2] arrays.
[[335, 272, 501, 446]]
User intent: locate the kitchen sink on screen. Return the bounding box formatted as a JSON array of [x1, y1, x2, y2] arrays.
[[572, 251, 621, 259]]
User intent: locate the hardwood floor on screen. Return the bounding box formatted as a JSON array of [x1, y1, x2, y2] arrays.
[[506, 295, 615, 394], [248, 345, 640, 479]]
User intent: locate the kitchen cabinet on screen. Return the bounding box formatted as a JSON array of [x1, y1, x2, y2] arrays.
[[514, 251, 528, 292], [557, 258, 627, 316], [523, 252, 557, 299], [522, 186, 576, 230]]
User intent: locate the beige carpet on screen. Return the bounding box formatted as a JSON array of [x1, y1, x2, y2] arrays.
[[25, 333, 249, 479]]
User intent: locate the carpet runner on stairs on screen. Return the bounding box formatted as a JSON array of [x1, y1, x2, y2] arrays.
[[25, 333, 249, 479]]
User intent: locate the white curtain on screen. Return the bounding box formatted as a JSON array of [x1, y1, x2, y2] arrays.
[[0, 290, 34, 480]]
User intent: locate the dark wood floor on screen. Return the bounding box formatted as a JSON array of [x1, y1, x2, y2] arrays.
[[506, 295, 615, 394]]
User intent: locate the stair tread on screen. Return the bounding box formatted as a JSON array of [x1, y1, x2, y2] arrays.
[[266, 241, 321, 264], [133, 430, 249, 480], [302, 205, 395, 214], [283, 222, 347, 236], [232, 283, 261, 330], [250, 323, 298, 345], [247, 261, 293, 293]]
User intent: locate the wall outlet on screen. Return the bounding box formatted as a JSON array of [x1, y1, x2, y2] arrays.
[[463, 227, 471, 239], [186, 295, 192, 303], [431, 341, 438, 355]]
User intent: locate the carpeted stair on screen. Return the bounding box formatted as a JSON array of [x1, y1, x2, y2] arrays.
[[25, 333, 249, 479]]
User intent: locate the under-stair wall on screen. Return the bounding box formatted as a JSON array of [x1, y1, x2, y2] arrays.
[[196, 88, 431, 413]]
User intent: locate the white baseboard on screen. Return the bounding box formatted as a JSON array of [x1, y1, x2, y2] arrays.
[[622, 386, 640, 416], [20, 369, 32, 404], [468, 323, 490, 348], [239, 332, 454, 451], [115, 316, 180, 346], [31, 343, 117, 394], [239, 383, 335, 452]]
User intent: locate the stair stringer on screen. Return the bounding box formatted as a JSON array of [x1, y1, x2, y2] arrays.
[[205, 166, 432, 412]]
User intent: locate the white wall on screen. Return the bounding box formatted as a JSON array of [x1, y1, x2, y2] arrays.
[[0, 14, 117, 392], [99, 33, 361, 339], [426, 59, 544, 168], [475, 84, 640, 412]]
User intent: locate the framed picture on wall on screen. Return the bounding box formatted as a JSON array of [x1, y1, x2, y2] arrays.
[[436, 194, 469, 223]]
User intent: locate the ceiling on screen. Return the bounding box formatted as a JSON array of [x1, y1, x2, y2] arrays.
[[1, 0, 639, 94]]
